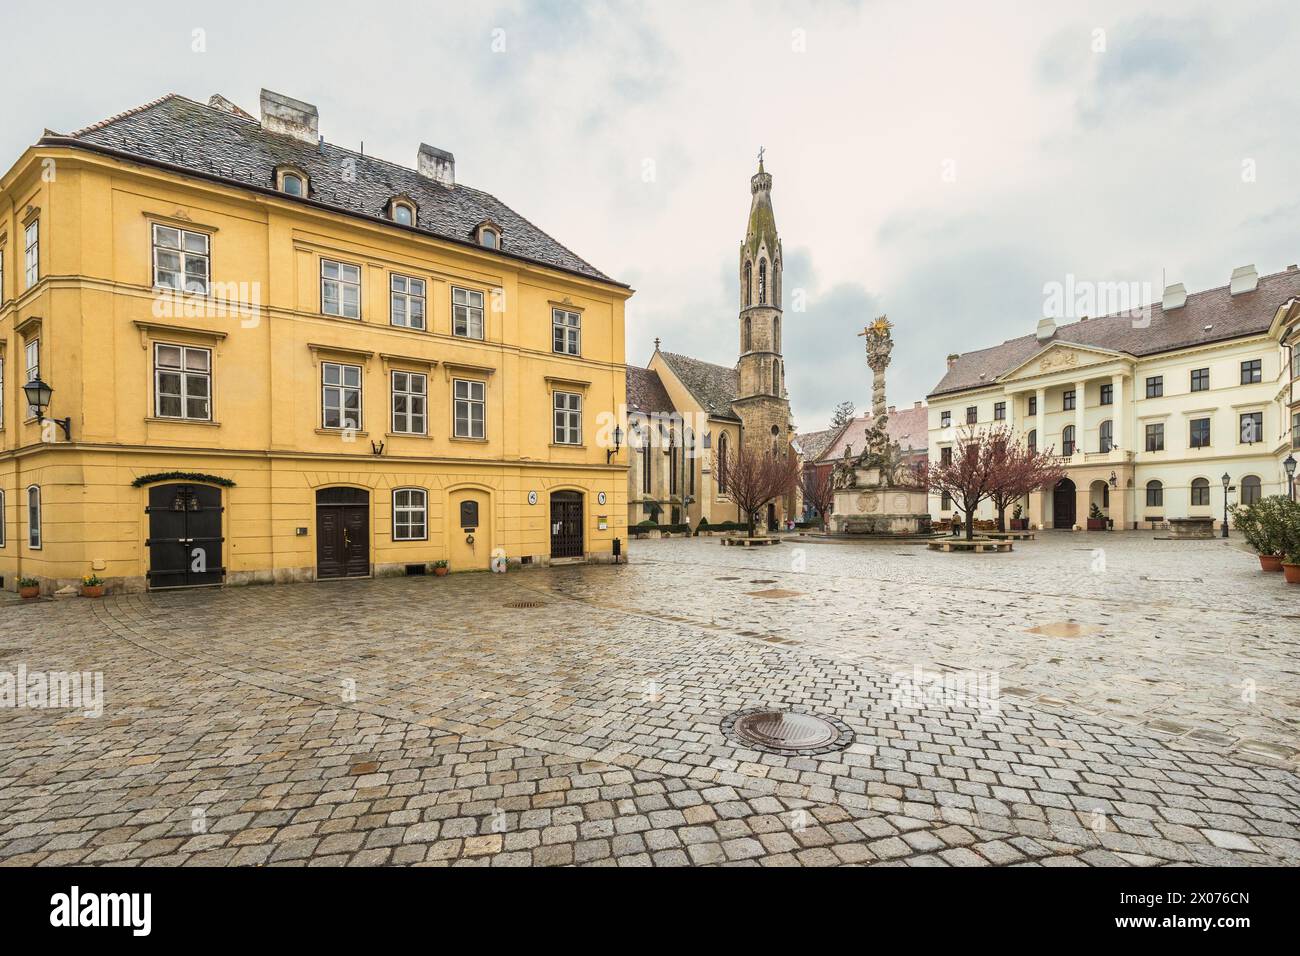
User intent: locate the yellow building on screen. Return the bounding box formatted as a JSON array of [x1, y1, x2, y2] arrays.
[[0, 90, 631, 593]]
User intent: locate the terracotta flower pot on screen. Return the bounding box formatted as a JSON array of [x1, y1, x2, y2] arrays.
[[433, 566, 449, 577], [1283, 563, 1300, 585], [82, 585, 105, 598], [19, 586, 39, 600], [1260, 554, 1284, 573]]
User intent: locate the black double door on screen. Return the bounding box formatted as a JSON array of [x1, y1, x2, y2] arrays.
[[316, 487, 370, 578], [146, 483, 225, 589], [550, 491, 584, 558], [1053, 478, 1077, 529]]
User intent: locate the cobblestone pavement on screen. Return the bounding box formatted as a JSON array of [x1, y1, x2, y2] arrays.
[[1, 532, 1298, 867]]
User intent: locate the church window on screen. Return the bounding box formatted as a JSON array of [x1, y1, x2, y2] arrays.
[[744, 262, 752, 307], [718, 433, 729, 494], [743, 317, 752, 352], [773, 316, 780, 352], [772, 360, 780, 395], [758, 259, 767, 305]]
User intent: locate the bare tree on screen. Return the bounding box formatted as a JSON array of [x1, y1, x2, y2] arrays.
[[926, 425, 1003, 540], [715, 443, 801, 537], [799, 462, 835, 529]]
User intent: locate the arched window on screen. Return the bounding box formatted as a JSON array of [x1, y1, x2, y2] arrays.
[[1241, 474, 1262, 505], [389, 199, 416, 226], [276, 166, 308, 196], [1099, 420, 1113, 452], [718, 433, 729, 494], [773, 316, 780, 353], [640, 426, 652, 494], [1027, 429, 1037, 453], [743, 261, 752, 307], [1146, 480, 1163, 508], [1190, 477, 1210, 507], [743, 316, 752, 352], [669, 429, 680, 497], [758, 259, 767, 305], [1062, 425, 1076, 456], [684, 428, 696, 496], [26, 485, 41, 549], [772, 359, 780, 395]]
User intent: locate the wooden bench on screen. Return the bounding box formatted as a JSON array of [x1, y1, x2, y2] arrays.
[[927, 539, 1013, 554]]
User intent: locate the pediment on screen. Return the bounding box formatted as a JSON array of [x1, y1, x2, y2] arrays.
[[1001, 342, 1127, 382]]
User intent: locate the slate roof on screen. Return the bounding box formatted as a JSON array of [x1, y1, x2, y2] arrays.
[[819, 405, 931, 463], [657, 351, 741, 420], [626, 366, 677, 416], [43, 93, 620, 285], [795, 425, 845, 463], [929, 268, 1300, 397]]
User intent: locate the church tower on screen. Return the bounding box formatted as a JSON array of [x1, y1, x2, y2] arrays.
[[733, 154, 793, 465]]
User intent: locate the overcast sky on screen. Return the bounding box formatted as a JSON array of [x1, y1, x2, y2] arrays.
[[6, 0, 1299, 432]]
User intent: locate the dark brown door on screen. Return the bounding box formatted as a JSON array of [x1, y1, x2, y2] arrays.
[[1053, 478, 1076, 529], [550, 491, 584, 558], [317, 487, 370, 578]]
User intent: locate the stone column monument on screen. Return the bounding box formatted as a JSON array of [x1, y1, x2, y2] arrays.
[[828, 315, 932, 535]]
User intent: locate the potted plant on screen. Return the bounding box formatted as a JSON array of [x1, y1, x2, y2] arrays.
[[1009, 504, 1028, 532], [1231, 501, 1279, 571], [432, 560, 449, 577], [81, 574, 105, 598], [1086, 503, 1107, 531], [18, 577, 40, 600], [1283, 550, 1300, 585]]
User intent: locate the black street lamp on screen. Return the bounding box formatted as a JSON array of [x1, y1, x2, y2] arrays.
[[606, 424, 623, 463], [22, 377, 72, 441], [1286, 453, 1297, 501], [1221, 472, 1231, 538]]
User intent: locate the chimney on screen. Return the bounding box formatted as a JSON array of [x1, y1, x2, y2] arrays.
[[913, 400, 922, 409], [259, 89, 318, 145], [888, 405, 896, 414], [1230, 264, 1259, 296], [1162, 283, 1187, 310], [1035, 317, 1056, 342], [946, 353, 960, 369], [417, 143, 455, 187]]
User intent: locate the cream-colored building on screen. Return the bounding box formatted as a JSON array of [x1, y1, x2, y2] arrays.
[[927, 266, 1300, 529]]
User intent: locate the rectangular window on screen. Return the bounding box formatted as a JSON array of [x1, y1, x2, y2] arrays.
[[993, 402, 1006, 421], [552, 308, 581, 356], [390, 274, 426, 330], [0, 243, 6, 302], [392, 488, 427, 541], [27, 485, 41, 549], [390, 370, 427, 435], [153, 343, 212, 420], [1147, 483, 1163, 508], [452, 287, 485, 339], [966, 406, 977, 424], [0, 489, 5, 547], [940, 410, 951, 428], [321, 362, 362, 430], [1294, 411, 1300, 450], [25, 340, 39, 418], [1239, 411, 1263, 444], [1292, 350, 1300, 380], [940, 492, 952, 510], [1100, 384, 1113, 405], [1027, 396, 1037, 416], [24, 221, 38, 289], [1190, 417, 1210, 449], [1240, 359, 1262, 385], [1191, 481, 1210, 507], [1062, 390, 1075, 411], [152, 224, 210, 295], [1146, 376, 1163, 398], [553, 391, 582, 445], [1145, 422, 1164, 452], [1190, 368, 1209, 392], [453, 379, 485, 439], [940, 446, 952, 466], [321, 259, 361, 319]]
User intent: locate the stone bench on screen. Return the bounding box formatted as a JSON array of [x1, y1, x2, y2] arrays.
[[1167, 516, 1216, 540], [983, 531, 1035, 540], [720, 534, 781, 547], [928, 539, 1013, 553]]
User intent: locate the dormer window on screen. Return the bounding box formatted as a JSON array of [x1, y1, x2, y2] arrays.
[[389, 198, 416, 226], [474, 220, 502, 249], [276, 166, 308, 196]]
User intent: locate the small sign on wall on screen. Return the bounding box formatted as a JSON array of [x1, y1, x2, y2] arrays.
[[597, 515, 608, 531]]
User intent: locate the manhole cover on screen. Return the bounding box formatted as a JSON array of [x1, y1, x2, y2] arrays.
[[749, 579, 777, 584], [722, 708, 853, 755], [716, 576, 741, 581], [504, 600, 546, 609]]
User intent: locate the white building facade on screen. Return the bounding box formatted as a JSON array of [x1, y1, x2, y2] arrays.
[[927, 266, 1300, 530]]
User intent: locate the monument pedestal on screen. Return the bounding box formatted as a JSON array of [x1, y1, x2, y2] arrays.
[[830, 466, 932, 536]]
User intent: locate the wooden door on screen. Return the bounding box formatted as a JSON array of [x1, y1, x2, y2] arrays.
[[146, 484, 225, 589], [316, 487, 370, 578]]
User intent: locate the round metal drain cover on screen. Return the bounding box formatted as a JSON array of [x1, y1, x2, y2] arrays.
[[722, 708, 853, 756]]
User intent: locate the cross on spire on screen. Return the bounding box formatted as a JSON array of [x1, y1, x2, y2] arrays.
[[757, 146, 765, 169]]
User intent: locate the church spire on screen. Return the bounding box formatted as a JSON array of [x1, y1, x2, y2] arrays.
[[740, 150, 781, 311]]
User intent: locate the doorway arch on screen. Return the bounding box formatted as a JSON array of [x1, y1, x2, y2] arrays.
[[550, 490, 584, 559], [1052, 477, 1077, 529]]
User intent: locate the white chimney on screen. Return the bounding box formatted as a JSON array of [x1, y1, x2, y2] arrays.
[[417, 144, 456, 187], [259, 89, 319, 145], [1230, 264, 1259, 296], [1162, 283, 1187, 310], [1035, 317, 1056, 342]]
